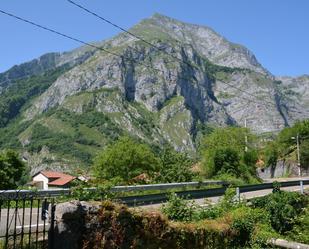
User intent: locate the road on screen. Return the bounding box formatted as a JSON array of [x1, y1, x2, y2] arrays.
[[0, 207, 48, 238], [135, 183, 309, 210]]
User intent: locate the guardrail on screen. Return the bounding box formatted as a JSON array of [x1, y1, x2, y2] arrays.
[[117, 179, 309, 206], [110, 180, 225, 192], [0, 180, 225, 198], [0, 179, 308, 206]]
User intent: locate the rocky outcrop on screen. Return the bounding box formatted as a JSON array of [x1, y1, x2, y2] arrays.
[[275, 75, 309, 126], [53, 201, 101, 249], [0, 47, 95, 93]]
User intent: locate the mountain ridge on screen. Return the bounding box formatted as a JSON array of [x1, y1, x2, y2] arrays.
[[0, 13, 308, 173]]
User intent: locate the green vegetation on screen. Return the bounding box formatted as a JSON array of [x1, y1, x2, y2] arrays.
[[83, 189, 309, 249], [82, 199, 250, 249], [155, 146, 195, 183], [199, 127, 259, 184], [93, 137, 195, 185], [93, 137, 160, 183], [286, 203, 309, 244], [251, 190, 308, 234], [0, 65, 70, 128], [161, 189, 309, 248], [261, 120, 309, 171], [0, 150, 27, 190]]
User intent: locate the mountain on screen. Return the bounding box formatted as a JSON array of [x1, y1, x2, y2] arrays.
[[0, 14, 308, 173]]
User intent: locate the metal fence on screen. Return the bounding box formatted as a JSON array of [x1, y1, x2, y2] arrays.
[[0, 191, 56, 249]]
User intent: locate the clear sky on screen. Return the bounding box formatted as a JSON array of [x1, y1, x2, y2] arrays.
[[0, 0, 308, 76]]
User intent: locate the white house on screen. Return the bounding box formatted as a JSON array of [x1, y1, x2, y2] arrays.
[[32, 171, 76, 190]]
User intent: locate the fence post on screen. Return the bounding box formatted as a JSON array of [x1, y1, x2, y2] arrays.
[[236, 187, 240, 202], [48, 200, 56, 249], [300, 181, 304, 194]]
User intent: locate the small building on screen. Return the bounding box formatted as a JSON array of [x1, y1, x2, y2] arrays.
[[32, 171, 76, 190]]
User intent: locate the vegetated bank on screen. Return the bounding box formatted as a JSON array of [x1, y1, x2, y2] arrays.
[[78, 186, 308, 249]]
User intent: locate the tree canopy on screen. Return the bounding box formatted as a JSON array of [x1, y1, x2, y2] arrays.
[[200, 127, 258, 181], [155, 146, 195, 183], [0, 150, 26, 190], [269, 120, 309, 170], [93, 137, 161, 183]]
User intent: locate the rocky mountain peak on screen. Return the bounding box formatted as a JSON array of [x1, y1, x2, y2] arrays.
[[130, 13, 269, 75]]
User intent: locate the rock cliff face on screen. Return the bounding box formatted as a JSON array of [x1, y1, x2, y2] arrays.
[[0, 14, 308, 170], [275, 75, 309, 124]]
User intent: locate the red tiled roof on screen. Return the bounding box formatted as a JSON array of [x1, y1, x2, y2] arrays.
[[40, 171, 70, 178], [48, 176, 75, 186], [38, 171, 76, 186]]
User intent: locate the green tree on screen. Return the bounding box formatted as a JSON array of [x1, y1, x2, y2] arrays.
[[93, 137, 161, 183], [213, 147, 240, 176], [0, 150, 26, 190], [155, 146, 195, 183], [300, 139, 309, 169], [263, 141, 279, 177], [264, 142, 279, 168], [277, 120, 309, 154], [270, 120, 309, 172], [200, 127, 256, 179]]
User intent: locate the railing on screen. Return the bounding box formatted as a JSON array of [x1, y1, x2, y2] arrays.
[[117, 179, 309, 206], [1, 179, 307, 205], [0, 191, 56, 249], [0, 180, 226, 198]]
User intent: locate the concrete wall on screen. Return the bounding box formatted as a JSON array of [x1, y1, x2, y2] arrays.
[[258, 160, 309, 179]]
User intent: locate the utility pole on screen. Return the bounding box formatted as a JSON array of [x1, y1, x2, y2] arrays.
[[296, 133, 301, 177], [292, 133, 301, 177], [244, 118, 248, 152]]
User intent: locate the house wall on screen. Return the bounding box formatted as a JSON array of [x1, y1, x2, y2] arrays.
[[33, 174, 49, 190]]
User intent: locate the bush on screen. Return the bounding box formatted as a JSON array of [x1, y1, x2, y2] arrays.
[[162, 188, 240, 222], [200, 127, 259, 183], [83, 201, 240, 249], [229, 206, 270, 247], [155, 146, 195, 183], [161, 193, 197, 222], [214, 147, 240, 176], [251, 191, 308, 234], [286, 203, 309, 244]]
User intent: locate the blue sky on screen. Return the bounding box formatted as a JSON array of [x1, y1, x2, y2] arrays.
[[0, 0, 308, 76]]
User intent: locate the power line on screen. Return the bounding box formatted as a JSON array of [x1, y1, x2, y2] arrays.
[[0, 8, 276, 109], [67, 0, 198, 71], [66, 0, 278, 108], [0, 9, 205, 85]]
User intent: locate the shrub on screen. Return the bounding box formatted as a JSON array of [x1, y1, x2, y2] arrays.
[[83, 201, 238, 249], [286, 203, 309, 244], [229, 206, 270, 247], [251, 191, 308, 234], [155, 146, 195, 183], [161, 193, 197, 222]]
